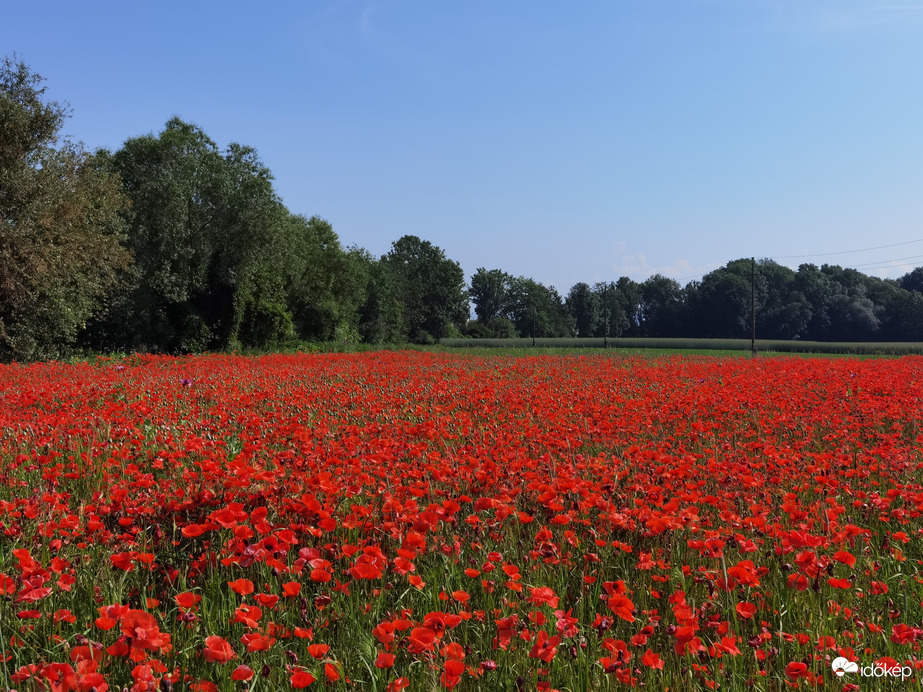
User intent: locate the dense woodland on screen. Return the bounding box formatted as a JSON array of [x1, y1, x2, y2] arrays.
[[4, 56, 923, 362]]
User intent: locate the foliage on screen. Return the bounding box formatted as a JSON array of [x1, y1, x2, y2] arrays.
[[505, 277, 572, 338], [90, 118, 294, 352], [0, 56, 130, 361], [357, 248, 407, 344], [12, 53, 923, 358], [285, 216, 366, 342], [639, 274, 684, 337], [469, 268, 513, 322], [565, 282, 601, 337], [382, 235, 469, 343], [464, 316, 519, 339]]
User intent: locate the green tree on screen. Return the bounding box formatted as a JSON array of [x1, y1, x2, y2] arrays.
[[899, 267, 923, 294], [507, 277, 573, 338], [0, 56, 130, 361], [754, 260, 811, 340], [470, 268, 513, 322], [565, 282, 602, 337], [639, 274, 684, 337], [357, 249, 406, 344], [794, 264, 836, 340], [816, 265, 883, 341], [690, 262, 751, 338], [95, 118, 293, 351], [382, 235, 468, 343], [612, 277, 641, 336], [882, 286, 923, 341], [286, 216, 366, 342]]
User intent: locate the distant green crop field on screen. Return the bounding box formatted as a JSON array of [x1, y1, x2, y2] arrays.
[[438, 337, 923, 356]]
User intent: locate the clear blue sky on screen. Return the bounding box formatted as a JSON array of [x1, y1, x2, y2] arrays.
[[5, 1, 923, 292]]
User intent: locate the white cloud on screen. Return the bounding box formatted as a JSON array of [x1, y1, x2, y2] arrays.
[[610, 252, 719, 284], [867, 261, 915, 279]]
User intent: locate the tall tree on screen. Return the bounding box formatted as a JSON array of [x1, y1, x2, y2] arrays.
[[506, 277, 573, 338], [470, 268, 513, 322], [819, 265, 883, 341], [754, 260, 811, 340], [613, 277, 641, 337], [382, 235, 469, 343], [899, 267, 923, 294], [566, 282, 602, 337], [286, 216, 366, 342], [0, 56, 130, 361], [639, 274, 684, 337], [95, 118, 292, 352], [356, 249, 406, 344], [690, 261, 751, 338], [794, 264, 836, 340]]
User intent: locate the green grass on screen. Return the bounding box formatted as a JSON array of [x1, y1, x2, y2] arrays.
[[438, 337, 923, 356], [61, 337, 923, 367]]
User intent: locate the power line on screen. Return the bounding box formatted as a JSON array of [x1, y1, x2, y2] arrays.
[[772, 238, 923, 260], [844, 253, 923, 270]]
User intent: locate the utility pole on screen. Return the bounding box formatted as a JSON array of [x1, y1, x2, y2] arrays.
[[751, 257, 757, 356]]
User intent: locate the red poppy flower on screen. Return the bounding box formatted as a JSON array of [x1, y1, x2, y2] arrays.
[[290, 669, 316, 688], [308, 643, 330, 659], [203, 636, 234, 664], [231, 665, 254, 681], [785, 662, 810, 680], [227, 579, 254, 595], [375, 651, 395, 668], [407, 627, 437, 654], [736, 602, 757, 619]]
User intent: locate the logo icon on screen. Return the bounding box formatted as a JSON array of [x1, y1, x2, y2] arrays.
[[832, 657, 859, 677]]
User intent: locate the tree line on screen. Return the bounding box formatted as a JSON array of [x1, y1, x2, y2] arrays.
[[4, 56, 923, 361], [472, 260, 923, 343], [1, 57, 468, 360]]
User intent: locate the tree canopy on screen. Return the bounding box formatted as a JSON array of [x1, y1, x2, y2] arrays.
[[6, 54, 923, 361], [0, 56, 129, 360], [382, 235, 468, 343]]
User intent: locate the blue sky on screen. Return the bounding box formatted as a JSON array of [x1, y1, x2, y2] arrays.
[[5, 1, 923, 292]]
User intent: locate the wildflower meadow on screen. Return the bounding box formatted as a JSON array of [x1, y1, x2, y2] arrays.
[[2, 352, 922, 691]]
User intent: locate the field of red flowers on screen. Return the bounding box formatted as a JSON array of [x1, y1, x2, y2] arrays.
[[1, 351, 922, 691]]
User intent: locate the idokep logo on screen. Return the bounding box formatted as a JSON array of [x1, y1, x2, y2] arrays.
[[831, 657, 858, 677], [831, 656, 913, 680]]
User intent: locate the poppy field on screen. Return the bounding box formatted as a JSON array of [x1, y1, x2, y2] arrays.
[[2, 351, 923, 691]]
